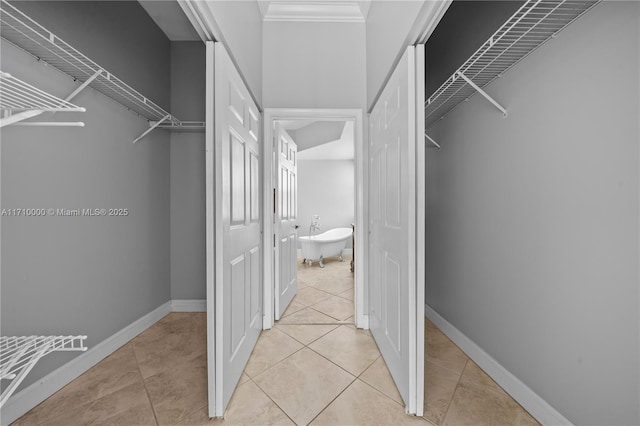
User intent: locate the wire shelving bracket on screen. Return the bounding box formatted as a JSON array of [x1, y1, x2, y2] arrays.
[[425, 0, 600, 137], [0, 335, 88, 408], [0, 0, 204, 142], [0, 71, 86, 128]]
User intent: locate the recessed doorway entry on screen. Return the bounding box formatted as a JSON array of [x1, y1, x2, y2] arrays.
[[263, 109, 366, 330]]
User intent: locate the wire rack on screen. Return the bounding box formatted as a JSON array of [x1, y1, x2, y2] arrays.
[[0, 71, 85, 113], [0, 335, 87, 408], [425, 0, 600, 128], [0, 0, 202, 130]]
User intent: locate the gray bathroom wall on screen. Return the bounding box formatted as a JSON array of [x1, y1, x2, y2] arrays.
[[425, 2, 639, 425], [169, 41, 207, 300], [0, 1, 171, 391], [297, 160, 355, 249]]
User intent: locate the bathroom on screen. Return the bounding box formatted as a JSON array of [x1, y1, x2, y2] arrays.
[[276, 119, 356, 323]]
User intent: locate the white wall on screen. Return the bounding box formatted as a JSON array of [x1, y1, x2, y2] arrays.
[[297, 160, 354, 248], [425, 3, 639, 425], [263, 21, 366, 109], [205, 1, 263, 107]]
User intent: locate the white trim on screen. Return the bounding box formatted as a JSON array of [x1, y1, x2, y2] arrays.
[[415, 43, 426, 418], [1, 301, 172, 426], [263, 108, 366, 330], [171, 299, 207, 312], [262, 2, 367, 23], [424, 305, 574, 426]]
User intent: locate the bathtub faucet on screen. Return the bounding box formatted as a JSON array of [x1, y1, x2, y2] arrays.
[[309, 215, 321, 237]]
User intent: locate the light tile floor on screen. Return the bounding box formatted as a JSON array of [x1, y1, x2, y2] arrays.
[[14, 255, 539, 426]]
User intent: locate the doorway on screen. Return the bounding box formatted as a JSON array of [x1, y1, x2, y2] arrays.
[[263, 109, 366, 330]]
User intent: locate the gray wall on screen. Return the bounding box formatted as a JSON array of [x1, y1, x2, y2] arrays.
[[1, 1, 171, 391], [425, 0, 523, 97], [297, 160, 355, 249], [425, 2, 639, 425], [169, 41, 206, 300]]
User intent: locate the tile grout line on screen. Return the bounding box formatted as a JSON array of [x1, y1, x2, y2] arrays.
[[438, 358, 468, 426], [130, 341, 161, 426], [244, 373, 299, 425]]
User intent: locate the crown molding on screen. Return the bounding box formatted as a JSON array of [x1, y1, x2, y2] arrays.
[[259, 1, 370, 23]]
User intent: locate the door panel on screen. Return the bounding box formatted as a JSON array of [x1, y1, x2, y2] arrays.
[[368, 46, 423, 415], [275, 124, 298, 320], [206, 42, 262, 417]]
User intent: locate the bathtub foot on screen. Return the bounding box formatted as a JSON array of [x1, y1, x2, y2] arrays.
[[339, 254, 344, 262], [319, 256, 325, 268], [302, 258, 307, 264], [306, 259, 313, 267]]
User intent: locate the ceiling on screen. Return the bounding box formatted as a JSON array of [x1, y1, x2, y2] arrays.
[[258, 1, 371, 23], [297, 121, 354, 160], [138, 0, 372, 41]]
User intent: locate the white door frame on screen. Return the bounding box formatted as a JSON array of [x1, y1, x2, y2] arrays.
[[263, 108, 367, 329]]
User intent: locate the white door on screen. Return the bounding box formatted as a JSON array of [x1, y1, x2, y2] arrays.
[[368, 45, 425, 415], [206, 42, 263, 417], [274, 124, 298, 320]]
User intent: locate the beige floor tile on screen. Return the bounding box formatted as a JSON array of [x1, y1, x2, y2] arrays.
[[425, 326, 468, 375], [277, 307, 338, 324], [275, 323, 339, 345], [311, 379, 430, 426], [441, 361, 540, 426], [12, 344, 142, 425], [310, 296, 354, 321], [281, 300, 306, 318], [422, 360, 463, 425], [359, 356, 403, 404], [40, 380, 155, 426], [293, 287, 333, 306], [337, 288, 354, 301], [309, 278, 353, 297], [144, 352, 208, 425], [176, 381, 294, 425], [308, 325, 380, 376], [243, 328, 303, 378], [254, 348, 354, 425], [238, 372, 250, 385], [132, 313, 206, 379]]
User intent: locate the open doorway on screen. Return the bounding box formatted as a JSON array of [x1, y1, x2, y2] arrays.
[[278, 119, 355, 324], [263, 109, 365, 330]]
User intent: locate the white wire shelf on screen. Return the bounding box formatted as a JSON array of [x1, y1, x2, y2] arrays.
[[425, 0, 600, 129], [0, 0, 204, 136], [0, 335, 87, 408], [0, 71, 86, 127]]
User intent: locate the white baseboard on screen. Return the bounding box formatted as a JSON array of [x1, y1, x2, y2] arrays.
[[171, 299, 206, 312], [424, 304, 573, 426], [1, 299, 207, 425]]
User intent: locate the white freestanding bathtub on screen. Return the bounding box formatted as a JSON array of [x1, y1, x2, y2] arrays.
[[299, 227, 352, 268]]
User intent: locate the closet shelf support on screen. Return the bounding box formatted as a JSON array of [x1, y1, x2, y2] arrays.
[[0, 110, 43, 127], [456, 72, 507, 117], [425, 133, 441, 149], [133, 114, 171, 144], [61, 69, 103, 105]]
